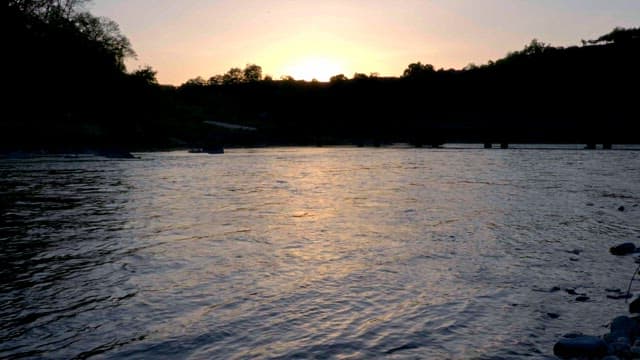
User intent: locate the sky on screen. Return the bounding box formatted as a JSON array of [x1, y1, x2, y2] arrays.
[[90, 0, 640, 85]]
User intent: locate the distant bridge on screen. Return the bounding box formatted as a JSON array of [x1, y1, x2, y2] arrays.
[[481, 143, 613, 149]]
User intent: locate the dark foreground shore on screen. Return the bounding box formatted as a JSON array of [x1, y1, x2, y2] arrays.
[[554, 242, 640, 359]]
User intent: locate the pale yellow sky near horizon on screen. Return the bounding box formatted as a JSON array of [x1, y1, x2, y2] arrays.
[[90, 0, 640, 85]]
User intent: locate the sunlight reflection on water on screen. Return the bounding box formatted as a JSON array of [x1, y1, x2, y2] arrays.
[[1, 146, 640, 358]]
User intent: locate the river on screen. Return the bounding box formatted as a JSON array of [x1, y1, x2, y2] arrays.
[[1, 146, 639, 359]]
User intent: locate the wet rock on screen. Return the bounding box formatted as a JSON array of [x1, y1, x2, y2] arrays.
[[630, 297, 640, 314], [607, 293, 633, 300], [586, 202, 595, 207], [576, 296, 590, 302], [619, 206, 626, 212], [607, 316, 638, 342], [550, 286, 562, 292], [608, 340, 631, 358], [566, 288, 578, 295], [566, 249, 582, 255], [547, 312, 560, 319], [607, 288, 623, 293], [610, 242, 637, 256], [553, 335, 608, 359], [570, 257, 579, 261]]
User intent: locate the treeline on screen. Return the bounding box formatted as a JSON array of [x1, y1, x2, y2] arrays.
[[4, 0, 209, 152], [176, 28, 639, 146], [3, 1, 639, 151]]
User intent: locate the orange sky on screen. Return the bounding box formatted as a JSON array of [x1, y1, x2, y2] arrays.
[[91, 0, 640, 85]]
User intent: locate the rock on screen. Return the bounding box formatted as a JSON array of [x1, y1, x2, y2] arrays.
[[570, 257, 579, 261], [576, 296, 590, 302], [630, 297, 640, 314], [553, 335, 608, 358], [547, 312, 560, 319], [619, 206, 626, 212], [607, 340, 631, 358], [610, 242, 637, 256], [586, 202, 595, 206], [607, 288, 623, 293], [608, 316, 638, 342], [608, 293, 633, 300], [566, 249, 582, 255], [566, 288, 579, 295], [550, 286, 562, 292]]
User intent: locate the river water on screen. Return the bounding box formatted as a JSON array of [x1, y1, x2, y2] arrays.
[[1, 146, 640, 359]]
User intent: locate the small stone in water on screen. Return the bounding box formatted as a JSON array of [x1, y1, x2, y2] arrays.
[[553, 335, 608, 358], [619, 206, 626, 212], [629, 297, 640, 314], [575, 296, 590, 302], [610, 242, 637, 256], [608, 293, 633, 300], [547, 313, 560, 319], [609, 316, 637, 341], [608, 341, 631, 358], [566, 288, 583, 295], [550, 286, 561, 292]]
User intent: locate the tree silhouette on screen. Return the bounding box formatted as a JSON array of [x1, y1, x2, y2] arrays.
[[223, 67, 244, 84], [131, 66, 158, 85], [208, 74, 224, 85], [353, 73, 368, 80], [243, 64, 262, 82], [588, 27, 640, 45], [183, 76, 207, 87], [521, 39, 550, 55], [8, 0, 90, 19], [402, 62, 435, 78], [330, 74, 348, 83], [73, 12, 135, 69]]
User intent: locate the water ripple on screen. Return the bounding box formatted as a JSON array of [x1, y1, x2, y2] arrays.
[[1, 148, 639, 358]]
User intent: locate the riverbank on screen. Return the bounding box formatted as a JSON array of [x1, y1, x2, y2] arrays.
[[4, 143, 640, 159], [554, 243, 640, 359]]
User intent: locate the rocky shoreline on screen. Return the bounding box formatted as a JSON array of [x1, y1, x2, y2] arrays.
[[554, 243, 640, 359]]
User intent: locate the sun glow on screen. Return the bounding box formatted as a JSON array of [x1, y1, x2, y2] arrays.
[[282, 57, 346, 82]]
